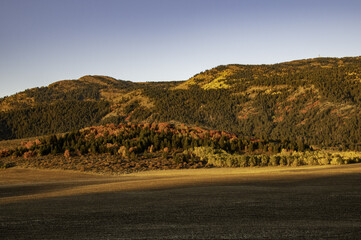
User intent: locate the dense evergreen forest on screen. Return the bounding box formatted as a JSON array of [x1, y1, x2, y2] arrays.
[[0, 101, 110, 139], [1, 57, 361, 150]]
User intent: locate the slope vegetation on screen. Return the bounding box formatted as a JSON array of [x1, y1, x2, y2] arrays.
[[146, 57, 361, 149], [1, 57, 361, 150]]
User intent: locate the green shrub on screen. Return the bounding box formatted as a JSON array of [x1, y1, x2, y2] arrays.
[[248, 156, 257, 167], [260, 155, 270, 166], [238, 155, 249, 167], [269, 155, 280, 166], [278, 156, 287, 166]]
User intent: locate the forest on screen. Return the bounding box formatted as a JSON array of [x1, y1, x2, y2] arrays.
[[0, 101, 110, 139], [1, 123, 361, 174]]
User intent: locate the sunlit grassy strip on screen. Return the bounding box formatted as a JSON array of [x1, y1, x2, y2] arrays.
[[191, 147, 361, 167]]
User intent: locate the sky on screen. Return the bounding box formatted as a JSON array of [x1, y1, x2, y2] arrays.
[[0, 0, 361, 98]]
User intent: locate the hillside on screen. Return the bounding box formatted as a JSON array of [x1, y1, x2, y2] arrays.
[[146, 57, 361, 149], [1, 57, 361, 150]]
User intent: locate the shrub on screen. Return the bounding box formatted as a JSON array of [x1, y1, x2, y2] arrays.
[[238, 155, 249, 167], [24, 151, 36, 159], [0, 149, 11, 158], [318, 157, 330, 165], [304, 156, 317, 165], [174, 153, 186, 164], [278, 156, 287, 166], [0, 162, 16, 169], [260, 155, 269, 166], [286, 156, 294, 166], [248, 156, 257, 167], [64, 149, 71, 158], [226, 157, 233, 167], [292, 157, 301, 166], [269, 155, 280, 166], [330, 156, 343, 165]]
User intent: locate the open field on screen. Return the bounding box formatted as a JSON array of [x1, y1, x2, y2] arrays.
[[1, 165, 361, 239]]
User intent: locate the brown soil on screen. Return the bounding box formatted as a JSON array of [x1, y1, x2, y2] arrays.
[[1, 164, 361, 239]]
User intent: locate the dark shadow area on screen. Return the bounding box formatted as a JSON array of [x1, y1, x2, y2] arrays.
[[1, 172, 361, 239], [0, 179, 118, 198]]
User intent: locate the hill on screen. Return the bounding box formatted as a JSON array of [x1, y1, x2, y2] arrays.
[[1, 57, 361, 150]]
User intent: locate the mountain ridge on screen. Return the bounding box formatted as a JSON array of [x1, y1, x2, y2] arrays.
[[1, 56, 361, 150]]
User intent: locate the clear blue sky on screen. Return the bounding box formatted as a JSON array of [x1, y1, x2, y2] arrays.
[[1, 0, 360, 98]]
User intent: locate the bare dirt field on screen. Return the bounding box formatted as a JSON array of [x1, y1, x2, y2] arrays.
[[1, 164, 361, 239]]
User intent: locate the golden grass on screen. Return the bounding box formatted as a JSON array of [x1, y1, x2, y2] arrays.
[[0, 92, 35, 111], [174, 65, 240, 90], [99, 88, 126, 102], [1, 163, 360, 204], [78, 75, 118, 86]]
